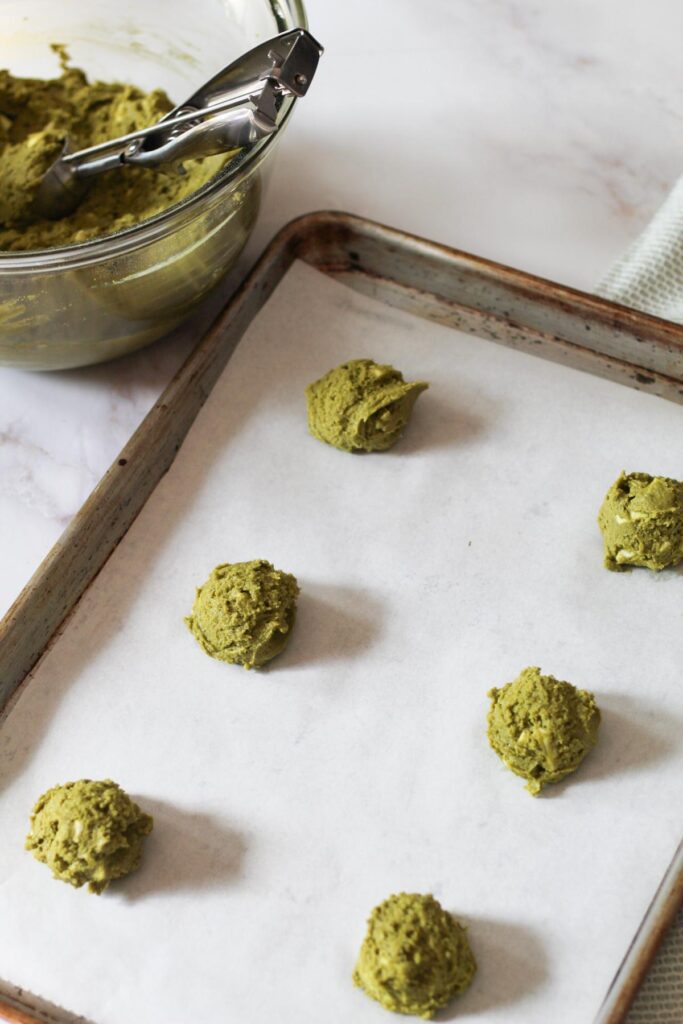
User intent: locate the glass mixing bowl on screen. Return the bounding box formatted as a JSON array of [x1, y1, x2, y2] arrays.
[[0, 0, 307, 369]]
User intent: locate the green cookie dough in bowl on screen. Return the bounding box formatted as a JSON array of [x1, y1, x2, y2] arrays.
[[598, 471, 683, 572], [487, 666, 600, 795], [0, 60, 258, 368], [0, 58, 231, 249], [25, 779, 153, 894], [306, 358, 429, 452], [186, 559, 300, 669], [354, 893, 476, 1019], [0, 0, 308, 369]]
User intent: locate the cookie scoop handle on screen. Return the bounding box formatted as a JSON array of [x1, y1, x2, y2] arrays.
[[34, 29, 323, 220]]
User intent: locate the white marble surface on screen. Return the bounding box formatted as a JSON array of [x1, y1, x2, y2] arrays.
[[1, 0, 682, 615]]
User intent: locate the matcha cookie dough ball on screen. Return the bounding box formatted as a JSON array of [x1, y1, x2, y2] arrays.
[[487, 666, 600, 795], [185, 559, 299, 669], [306, 358, 428, 452], [353, 893, 476, 1019], [25, 779, 153, 894], [597, 471, 683, 572]]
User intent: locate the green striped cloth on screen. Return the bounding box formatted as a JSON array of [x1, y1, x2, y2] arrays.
[[597, 179, 683, 323], [625, 908, 683, 1022]]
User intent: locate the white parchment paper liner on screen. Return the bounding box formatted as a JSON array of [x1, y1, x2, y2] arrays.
[[0, 262, 681, 1024]]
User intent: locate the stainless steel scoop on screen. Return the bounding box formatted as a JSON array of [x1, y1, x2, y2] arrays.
[[35, 28, 323, 221]]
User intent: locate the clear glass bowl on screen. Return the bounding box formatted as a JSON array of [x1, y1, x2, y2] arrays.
[[0, 0, 307, 369]]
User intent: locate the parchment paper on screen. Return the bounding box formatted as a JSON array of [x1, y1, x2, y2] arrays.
[[0, 262, 681, 1024]]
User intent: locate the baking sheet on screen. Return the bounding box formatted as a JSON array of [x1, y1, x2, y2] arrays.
[[0, 261, 681, 1024]]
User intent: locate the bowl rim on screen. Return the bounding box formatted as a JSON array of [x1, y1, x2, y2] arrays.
[[0, 0, 308, 271]]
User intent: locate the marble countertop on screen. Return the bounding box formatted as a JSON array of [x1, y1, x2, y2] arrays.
[[1, 0, 682, 616]]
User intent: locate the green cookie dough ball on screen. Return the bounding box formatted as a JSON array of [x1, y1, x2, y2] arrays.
[[597, 471, 683, 572], [306, 358, 429, 452], [487, 666, 600, 795], [353, 893, 476, 1019], [185, 559, 299, 669], [25, 779, 153, 894]]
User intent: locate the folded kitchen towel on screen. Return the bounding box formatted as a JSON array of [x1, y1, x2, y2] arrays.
[[597, 176, 683, 324], [625, 906, 683, 1023]]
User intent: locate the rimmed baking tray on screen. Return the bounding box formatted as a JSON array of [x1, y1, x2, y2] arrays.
[[0, 211, 681, 1024]]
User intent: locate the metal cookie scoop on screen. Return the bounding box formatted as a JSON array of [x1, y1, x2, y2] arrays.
[[35, 28, 323, 221]]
